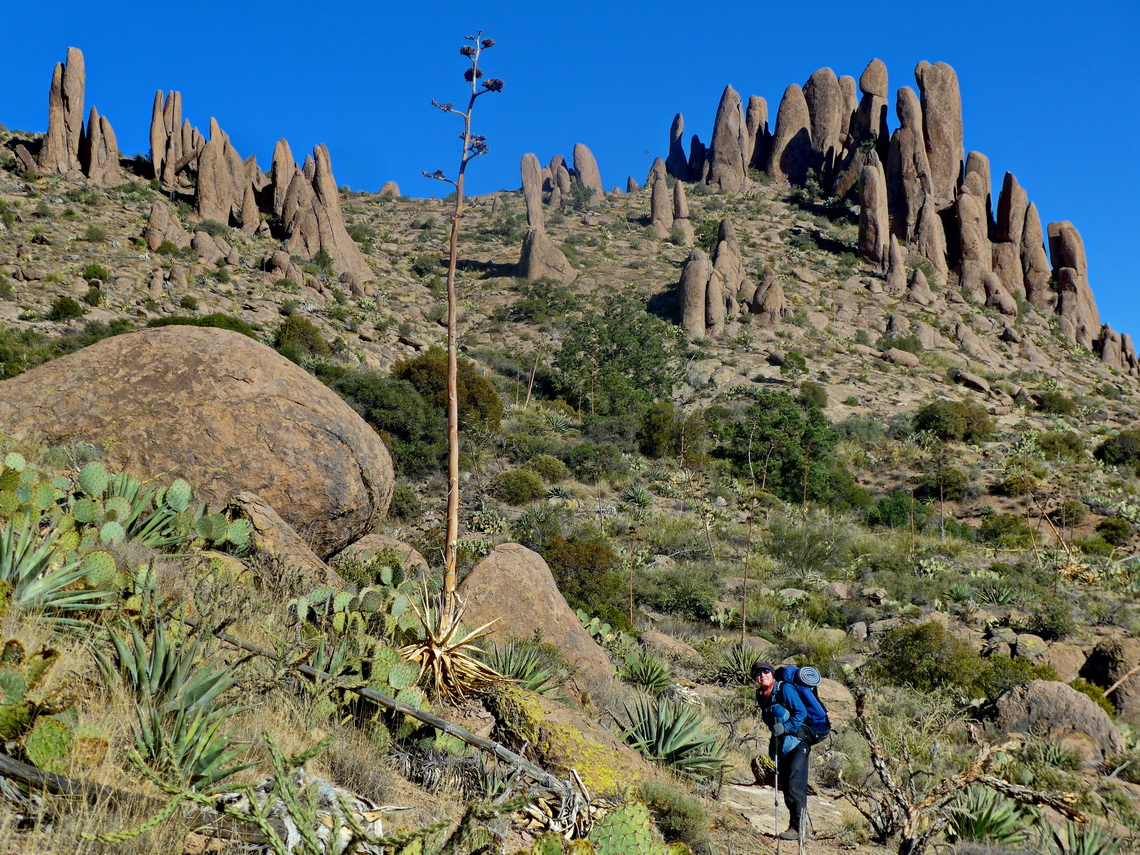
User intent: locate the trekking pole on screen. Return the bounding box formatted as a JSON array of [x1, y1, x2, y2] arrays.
[[798, 805, 806, 855], [773, 751, 781, 855]]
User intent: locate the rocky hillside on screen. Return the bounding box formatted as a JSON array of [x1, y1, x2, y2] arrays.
[[1, 46, 1140, 855]]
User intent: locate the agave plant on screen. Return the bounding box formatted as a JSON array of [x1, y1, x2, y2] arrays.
[[481, 639, 567, 696], [622, 651, 672, 695], [96, 620, 251, 791], [621, 484, 655, 510], [706, 643, 762, 686], [946, 784, 1034, 845], [398, 593, 503, 701], [618, 693, 726, 778], [1045, 822, 1125, 855], [0, 518, 113, 628]]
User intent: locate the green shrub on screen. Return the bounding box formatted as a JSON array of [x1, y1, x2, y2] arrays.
[[179, 295, 199, 310], [195, 219, 229, 237], [47, 296, 84, 320], [869, 622, 982, 695], [867, 489, 929, 529], [1069, 677, 1115, 717], [542, 536, 630, 632], [393, 350, 503, 431], [977, 512, 1033, 548], [523, 454, 568, 483], [913, 400, 994, 443], [81, 285, 103, 307], [146, 313, 258, 337], [875, 333, 923, 354], [974, 656, 1057, 702], [560, 441, 626, 484], [156, 240, 179, 256], [273, 316, 331, 362], [797, 380, 828, 410], [1096, 516, 1132, 546], [637, 779, 710, 851], [491, 469, 546, 505], [1076, 534, 1113, 556], [1038, 430, 1084, 460], [389, 483, 420, 520], [82, 262, 110, 281], [82, 224, 107, 242], [1096, 429, 1140, 467], [330, 372, 445, 477], [1038, 391, 1077, 415]]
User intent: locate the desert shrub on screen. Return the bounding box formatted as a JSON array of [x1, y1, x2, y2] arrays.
[[273, 315, 331, 362], [560, 441, 626, 484], [870, 623, 979, 698], [797, 380, 828, 410], [637, 563, 719, 622], [82, 224, 107, 242], [47, 296, 84, 320], [867, 489, 930, 530], [389, 483, 420, 520], [913, 400, 994, 443], [157, 239, 179, 255], [994, 470, 1039, 497], [195, 219, 229, 236], [764, 507, 853, 577], [393, 349, 503, 431], [82, 262, 110, 281], [491, 469, 546, 505], [1038, 391, 1077, 415], [1076, 534, 1113, 556], [1095, 429, 1140, 467], [1038, 430, 1084, 460], [178, 295, 199, 310], [637, 779, 710, 852], [330, 372, 445, 477], [1069, 677, 1115, 717], [637, 400, 711, 462], [147, 313, 258, 337], [977, 512, 1033, 548], [917, 461, 971, 502], [542, 536, 630, 632], [973, 656, 1057, 702], [1096, 516, 1133, 546], [1052, 499, 1088, 529], [875, 333, 923, 354], [81, 285, 103, 306], [522, 453, 568, 483]]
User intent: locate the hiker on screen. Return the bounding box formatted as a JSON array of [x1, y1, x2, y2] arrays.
[[753, 660, 811, 841]]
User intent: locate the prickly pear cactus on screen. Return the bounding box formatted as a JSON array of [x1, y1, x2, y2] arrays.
[[77, 461, 109, 498], [0, 639, 75, 769], [586, 801, 689, 855]]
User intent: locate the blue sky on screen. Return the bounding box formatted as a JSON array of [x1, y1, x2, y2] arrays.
[[6, 1, 1139, 335]]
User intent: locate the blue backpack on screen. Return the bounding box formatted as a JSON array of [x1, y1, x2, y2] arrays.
[[775, 665, 831, 745]]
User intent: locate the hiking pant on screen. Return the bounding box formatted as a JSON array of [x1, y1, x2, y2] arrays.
[[777, 741, 810, 830]]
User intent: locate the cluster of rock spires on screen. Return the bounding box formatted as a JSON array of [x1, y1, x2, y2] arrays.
[[514, 144, 607, 281], [664, 59, 1136, 376], [34, 48, 371, 284]]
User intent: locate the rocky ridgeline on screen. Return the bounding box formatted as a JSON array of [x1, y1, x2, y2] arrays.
[[35, 48, 371, 286], [660, 59, 1136, 377]]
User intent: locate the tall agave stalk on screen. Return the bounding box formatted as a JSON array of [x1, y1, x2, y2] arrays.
[[423, 32, 503, 602]]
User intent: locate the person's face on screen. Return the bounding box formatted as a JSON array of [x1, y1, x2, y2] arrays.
[[754, 668, 774, 691]]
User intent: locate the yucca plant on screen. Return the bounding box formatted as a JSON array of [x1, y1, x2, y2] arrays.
[[1044, 822, 1125, 855], [0, 518, 113, 628], [946, 784, 1034, 845], [481, 639, 566, 696], [618, 693, 726, 778], [96, 619, 251, 791], [621, 484, 655, 510], [398, 592, 503, 701], [622, 651, 672, 695]]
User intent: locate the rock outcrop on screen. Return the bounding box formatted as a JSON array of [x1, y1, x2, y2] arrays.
[[994, 680, 1124, 767], [767, 84, 813, 185], [885, 87, 931, 241], [0, 326, 394, 559], [648, 157, 672, 238], [672, 180, 694, 245], [518, 153, 573, 281], [858, 154, 890, 269], [571, 143, 603, 205], [39, 47, 86, 175], [750, 267, 788, 326], [679, 249, 712, 338], [666, 113, 690, 180], [1048, 221, 1100, 349], [458, 544, 614, 696], [143, 199, 191, 251], [915, 60, 964, 208], [802, 68, 844, 184], [707, 85, 747, 193], [79, 107, 124, 186], [745, 95, 769, 170]]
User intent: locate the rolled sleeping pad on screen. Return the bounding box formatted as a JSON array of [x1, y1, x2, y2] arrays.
[[797, 665, 821, 687]]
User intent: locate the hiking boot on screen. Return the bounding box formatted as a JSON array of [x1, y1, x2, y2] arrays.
[[778, 828, 802, 840]]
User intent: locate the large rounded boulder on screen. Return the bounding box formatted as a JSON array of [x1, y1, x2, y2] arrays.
[[994, 679, 1124, 767], [0, 326, 393, 557], [458, 543, 613, 697]]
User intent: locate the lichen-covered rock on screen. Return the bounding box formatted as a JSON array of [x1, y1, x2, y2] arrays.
[[483, 686, 655, 794], [0, 326, 393, 558]]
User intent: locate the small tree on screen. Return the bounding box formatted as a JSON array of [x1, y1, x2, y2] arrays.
[[424, 32, 504, 600]]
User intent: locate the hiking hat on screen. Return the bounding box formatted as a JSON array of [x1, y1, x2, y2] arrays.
[[750, 661, 776, 679]]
